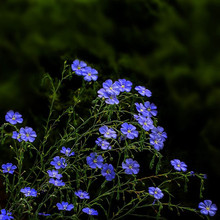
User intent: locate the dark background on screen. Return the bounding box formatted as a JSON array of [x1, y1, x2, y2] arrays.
[[0, 0, 220, 219]]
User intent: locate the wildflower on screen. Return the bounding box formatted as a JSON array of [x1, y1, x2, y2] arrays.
[[135, 103, 147, 114], [198, 200, 217, 216], [49, 178, 65, 187], [97, 88, 108, 99], [143, 101, 157, 117], [86, 152, 103, 169], [95, 138, 111, 150], [122, 158, 140, 175], [99, 126, 117, 139], [38, 213, 51, 216], [20, 127, 37, 142], [0, 209, 14, 220], [50, 156, 67, 170], [60, 146, 75, 157], [121, 123, 138, 139], [12, 131, 22, 142], [2, 163, 17, 174], [138, 116, 154, 131], [82, 207, 98, 216], [75, 190, 90, 199], [103, 79, 120, 95], [135, 86, 152, 97], [47, 170, 62, 179], [115, 79, 132, 92], [101, 163, 115, 181], [82, 67, 98, 81], [105, 93, 119, 105], [5, 110, 23, 125], [56, 202, 74, 211], [148, 187, 164, 200], [170, 159, 187, 172], [20, 187, 37, 197], [71, 59, 87, 76], [151, 126, 167, 140], [149, 134, 164, 151]]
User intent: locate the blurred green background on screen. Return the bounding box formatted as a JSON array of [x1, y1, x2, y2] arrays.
[[0, 0, 220, 219]]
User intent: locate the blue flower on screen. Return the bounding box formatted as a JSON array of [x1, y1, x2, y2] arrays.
[[49, 178, 65, 187], [122, 159, 140, 175], [12, 131, 22, 142], [71, 59, 87, 76], [50, 156, 67, 170], [151, 126, 167, 140], [121, 123, 139, 139], [20, 187, 37, 197], [2, 163, 17, 174], [97, 88, 108, 99], [170, 159, 187, 172], [148, 187, 164, 200], [82, 67, 98, 81], [143, 102, 157, 117], [56, 202, 74, 211], [104, 93, 119, 105], [38, 213, 51, 216], [135, 86, 152, 97], [99, 126, 117, 139], [86, 152, 103, 169], [198, 200, 217, 216], [0, 209, 14, 220], [115, 79, 132, 92], [82, 207, 98, 216], [103, 79, 120, 95], [95, 138, 111, 150], [101, 163, 115, 181], [149, 134, 164, 151], [75, 190, 90, 199], [135, 103, 147, 114], [5, 110, 23, 125], [60, 146, 75, 157], [47, 170, 62, 179], [138, 116, 154, 131], [20, 127, 37, 142]]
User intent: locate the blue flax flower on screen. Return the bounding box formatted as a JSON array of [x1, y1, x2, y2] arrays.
[[56, 202, 74, 211], [50, 156, 67, 169], [115, 79, 132, 92], [86, 152, 103, 169], [135, 103, 147, 115], [82, 207, 98, 216], [12, 131, 22, 142], [5, 110, 23, 125], [82, 67, 98, 81], [2, 163, 17, 174], [170, 159, 187, 172], [75, 190, 90, 199], [20, 127, 37, 142], [135, 86, 152, 97], [95, 138, 111, 150], [101, 163, 115, 181], [60, 146, 75, 157], [99, 126, 117, 139], [97, 88, 108, 99], [138, 116, 154, 131], [122, 158, 140, 175], [38, 213, 51, 216], [198, 200, 217, 216], [143, 102, 157, 117], [49, 178, 65, 187], [149, 134, 164, 151], [148, 187, 164, 200], [71, 59, 87, 76], [103, 79, 120, 95], [121, 123, 139, 139], [0, 209, 14, 220], [47, 170, 62, 179], [104, 93, 119, 105], [151, 126, 167, 140], [20, 187, 37, 197]]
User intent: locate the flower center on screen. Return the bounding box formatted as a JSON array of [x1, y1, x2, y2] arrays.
[[88, 209, 92, 214], [12, 116, 16, 120], [177, 164, 180, 167], [88, 73, 91, 76], [127, 130, 131, 133], [93, 159, 97, 163], [110, 87, 113, 90], [147, 108, 151, 111], [122, 85, 125, 88], [144, 122, 147, 125], [129, 165, 133, 169], [26, 133, 30, 137], [106, 169, 111, 174], [63, 205, 67, 210], [57, 162, 61, 166], [106, 132, 110, 135], [77, 66, 81, 70], [7, 168, 10, 171], [154, 190, 158, 194], [206, 207, 210, 211]]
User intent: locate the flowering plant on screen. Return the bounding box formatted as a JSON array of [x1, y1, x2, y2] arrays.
[[0, 59, 217, 219]]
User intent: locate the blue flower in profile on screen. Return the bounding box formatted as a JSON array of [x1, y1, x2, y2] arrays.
[[56, 202, 74, 211], [60, 146, 75, 157], [2, 163, 17, 174], [75, 190, 90, 199], [5, 110, 23, 125], [148, 187, 164, 200], [82, 67, 98, 81], [99, 126, 117, 139], [82, 207, 98, 216], [86, 152, 103, 169], [71, 59, 87, 76], [149, 134, 164, 151], [97, 88, 108, 99], [103, 79, 120, 95], [101, 163, 115, 181], [143, 102, 157, 117], [170, 159, 187, 172], [198, 200, 217, 216], [121, 123, 139, 139], [47, 170, 62, 179], [138, 116, 154, 131], [20, 127, 37, 142], [20, 187, 37, 197], [151, 126, 167, 140], [38, 213, 51, 216], [115, 79, 132, 92], [12, 131, 22, 142], [50, 156, 67, 170], [49, 178, 65, 187], [105, 93, 119, 105], [135, 86, 152, 97], [95, 138, 111, 150], [122, 158, 140, 175], [0, 209, 14, 220]]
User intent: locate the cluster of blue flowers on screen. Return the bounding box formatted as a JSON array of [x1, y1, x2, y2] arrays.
[[0, 209, 14, 220]]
